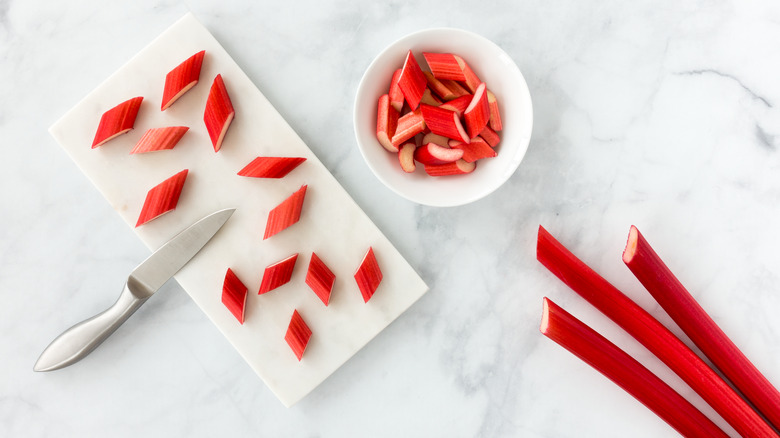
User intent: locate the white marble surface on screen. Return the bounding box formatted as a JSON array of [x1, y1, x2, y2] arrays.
[[2, 1, 780, 436]]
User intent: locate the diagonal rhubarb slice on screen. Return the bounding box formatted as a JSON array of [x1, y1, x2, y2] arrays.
[[377, 94, 400, 152], [423, 53, 467, 81], [135, 169, 188, 227], [130, 126, 189, 154], [420, 104, 469, 143], [463, 83, 490, 139], [285, 309, 312, 361], [306, 252, 336, 306], [388, 69, 405, 113], [486, 89, 502, 131], [479, 125, 501, 148], [390, 108, 425, 148], [161, 50, 205, 110], [540, 298, 729, 438], [238, 157, 306, 179], [264, 185, 307, 239], [354, 247, 382, 303], [92, 96, 144, 148], [203, 74, 234, 152], [222, 268, 248, 324], [258, 253, 299, 294], [397, 50, 427, 110]]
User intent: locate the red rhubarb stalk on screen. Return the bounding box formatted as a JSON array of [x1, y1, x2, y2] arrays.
[[264, 185, 307, 239], [222, 268, 248, 324], [203, 74, 234, 152], [135, 169, 188, 227], [424, 159, 475, 176], [92, 96, 143, 148], [130, 126, 189, 154], [237, 157, 306, 178], [540, 297, 728, 438], [376, 94, 400, 152], [306, 252, 336, 306], [537, 226, 778, 438], [258, 253, 299, 294], [397, 50, 427, 110], [162, 50, 205, 110], [354, 247, 382, 302], [285, 309, 312, 361], [623, 225, 780, 432]]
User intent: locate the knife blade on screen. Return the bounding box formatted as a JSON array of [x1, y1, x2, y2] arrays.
[[33, 208, 235, 372]]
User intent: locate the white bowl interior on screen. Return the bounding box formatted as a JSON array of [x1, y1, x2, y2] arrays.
[[354, 28, 533, 207]]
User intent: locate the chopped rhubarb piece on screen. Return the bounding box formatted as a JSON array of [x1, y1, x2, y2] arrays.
[[438, 94, 473, 117], [264, 185, 307, 239], [623, 225, 780, 431], [424, 159, 475, 176], [222, 268, 248, 324], [464, 83, 490, 139], [423, 52, 467, 81], [479, 125, 501, 148], [486, 90, 503, 131], [422, 132, 450, 147], [203, 74, 234, 152], [390, 108, 425, 148], [441, 79, 471, 98], [398, 142, 416, 173], [423, 71, 457, 101], [397, 50, 427, 110], [388, 69, 404, 113], [130, 126, 189, 154], [414, 142, 463, 165], [135, 169, 188, 227], [376, 94, 400, 152], [449, 136, 496, 163], [238, 157, 306, 178], [285, 309, 311, 361], [537, 226, 778, 438], [354, 247, 382, 303], [420, 88, 442, 106], [540, 298, 729, 438], [92, 96, 143, 148], [306, 252, 336, 306], [258, 253, 299, 294], [161, 50, 205, 110], [455, 55, 482, 94], [420, 104, 469, 143]]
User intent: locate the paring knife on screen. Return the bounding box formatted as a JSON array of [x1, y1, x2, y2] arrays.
[[33, 208, 235, 372]]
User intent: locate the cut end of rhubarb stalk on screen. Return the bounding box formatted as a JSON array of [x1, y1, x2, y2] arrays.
[[398, 142, 416, 173], [258, 253, 299, 294], [162, 50, 205, 110], [539, 297, 551, 333], [130, 126, 189, 154], [264, 185, 307, 239], [222, 268, 248, 324], [354, 247, 382, 303], [285, 309, 312, 361], [622, 225, 640, 263], [376, 94, 400, 152], [92, 96, 144, 148], [238, 157, 306, 178], [306, 252, 336, 306], [135, 169, 188, 227], [204, 74, 235, 152]]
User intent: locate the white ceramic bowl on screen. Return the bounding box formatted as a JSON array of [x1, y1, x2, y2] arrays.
[[353, 28, 533, 207]]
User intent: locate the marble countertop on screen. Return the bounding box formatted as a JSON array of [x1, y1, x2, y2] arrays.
[[3, 1, 780, 436]]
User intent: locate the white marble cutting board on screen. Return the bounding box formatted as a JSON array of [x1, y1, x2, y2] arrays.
[[48, 13, 428, 407]]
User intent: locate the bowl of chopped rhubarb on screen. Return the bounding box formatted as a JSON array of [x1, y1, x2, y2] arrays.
[[354, 28, 533, 207]]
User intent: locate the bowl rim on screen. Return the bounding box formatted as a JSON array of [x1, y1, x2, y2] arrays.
[[353, 27, 533, 207]]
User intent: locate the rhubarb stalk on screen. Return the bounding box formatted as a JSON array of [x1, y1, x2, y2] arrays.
[[537, 226, 778, 438], [623, 225, 780, 432], [540, 297, 728, 438]]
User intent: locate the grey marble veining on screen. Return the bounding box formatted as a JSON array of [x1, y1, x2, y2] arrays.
[[2, 0, 780, 436]]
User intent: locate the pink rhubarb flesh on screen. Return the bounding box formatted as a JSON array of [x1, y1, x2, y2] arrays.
[[161, 50, 205, 110], [130, 126, 189, 154], [222, 268, 248, 324], [623, 225, 780, 431], [537, 226, 778, 438], [258, 253, 299, 294], [237, 157, 306, 178], [135, 169, 188, 227], [305, 252, 336, 306], [264, 185, 307, 239], [376, 94, 400, 152], [203, 74, 234, 152], [354, 247, 382, 303], [398, 142, 416, 173], [540, 297, 728, 438], [285, 310, 312, 361], [92, 96, 143, 148]]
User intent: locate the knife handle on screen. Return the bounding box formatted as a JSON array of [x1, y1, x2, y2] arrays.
[[33, 283, 148, 372]]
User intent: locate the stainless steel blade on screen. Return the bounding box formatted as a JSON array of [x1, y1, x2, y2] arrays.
[[129, 208, 235, 298], [33, 208, 235, 372]]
